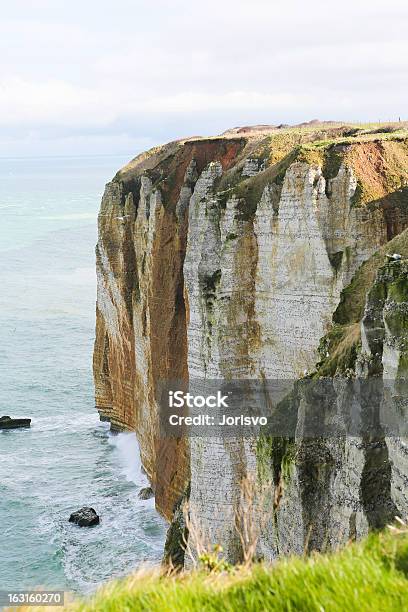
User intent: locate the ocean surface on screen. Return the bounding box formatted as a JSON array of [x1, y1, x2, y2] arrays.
[[0, 156, 166, 595]]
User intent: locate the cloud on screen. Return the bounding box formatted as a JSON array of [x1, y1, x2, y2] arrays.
[[0, 78, 115, 126], [0, 80, 317, 127], [0, 0, 407, 155]]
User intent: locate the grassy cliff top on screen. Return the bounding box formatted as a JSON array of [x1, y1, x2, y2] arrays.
[[114, 121, 408, 214], [20, 525, 408, 612], [117, 120, 408, 177]]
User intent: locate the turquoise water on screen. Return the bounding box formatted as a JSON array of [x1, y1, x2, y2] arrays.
[[0, 156, 166, 594]]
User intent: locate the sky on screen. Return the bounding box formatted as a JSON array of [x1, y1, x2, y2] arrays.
[[1, 0, 407, 157]]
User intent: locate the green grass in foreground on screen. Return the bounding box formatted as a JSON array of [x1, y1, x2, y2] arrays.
[[57, 526, 408, 611]]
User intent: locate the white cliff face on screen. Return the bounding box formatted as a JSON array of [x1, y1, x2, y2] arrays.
[[253, 162, 387, 379], [184, 161, 224, 379], [253, 163, 339, 379], [184, 161, 259, 560], [185, 160, 383, 383], [183, 158, 398, 560]]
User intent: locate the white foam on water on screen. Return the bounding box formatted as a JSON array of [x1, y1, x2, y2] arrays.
[[109, 432, 146, 487], [32, 412, 100, 432]]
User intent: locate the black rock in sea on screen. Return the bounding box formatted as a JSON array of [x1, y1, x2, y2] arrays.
[[0, 416, 31, 429], [69, 507, 100, 527], [138, 487, 154, 500]]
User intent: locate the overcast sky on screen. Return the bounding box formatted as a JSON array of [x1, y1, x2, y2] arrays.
[[1, 0, 407, 156]]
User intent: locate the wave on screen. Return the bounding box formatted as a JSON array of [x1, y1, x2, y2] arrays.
[[109, 433, 146, 488], [33, 412, 100, 430]]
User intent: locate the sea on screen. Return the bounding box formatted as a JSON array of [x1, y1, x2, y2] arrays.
[[0, 155, 166, 595]]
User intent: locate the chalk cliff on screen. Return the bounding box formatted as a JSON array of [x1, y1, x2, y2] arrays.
[[93, 123, 408, 560]]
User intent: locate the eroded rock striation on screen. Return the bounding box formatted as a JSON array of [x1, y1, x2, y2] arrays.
[[94, 123, 408, 560]]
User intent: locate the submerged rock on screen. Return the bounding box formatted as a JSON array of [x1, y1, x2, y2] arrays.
[[69, 507, 100, 527], [0, 416, 31, 429], [138, 487, 154, 500]]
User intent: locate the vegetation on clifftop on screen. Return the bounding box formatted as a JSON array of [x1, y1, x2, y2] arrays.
[[113, 122, 408, 223], [21, 526, 408, 611]]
